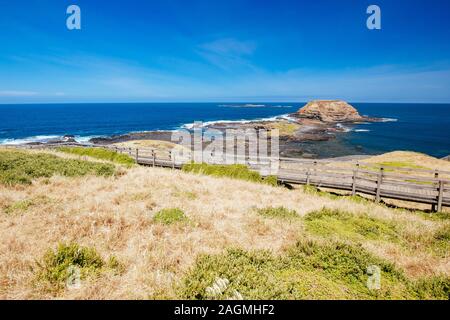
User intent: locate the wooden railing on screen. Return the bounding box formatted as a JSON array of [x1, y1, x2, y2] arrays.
[[4, 143, 450, 212]]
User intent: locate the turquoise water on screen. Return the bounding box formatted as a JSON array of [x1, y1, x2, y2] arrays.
[[0, 102, 449, 158]]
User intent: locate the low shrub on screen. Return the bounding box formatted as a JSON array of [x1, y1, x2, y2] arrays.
[[57, 147, 135, 166], [179, 240, 448, 300], [35, 243, 121, 291], [262, 175, 278, 186], [153, 208, 188, 225], [182, 163, 277, 186], [0, 150, 115, 185], [304, 208, 399, 241], [256, 206, 298, 219]]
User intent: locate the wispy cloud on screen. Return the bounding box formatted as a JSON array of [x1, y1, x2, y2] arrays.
[[197, 38, 258, 72], [200, 38, 256, 56], [0, 90, 37, 97], [2, 51, 450, 103]]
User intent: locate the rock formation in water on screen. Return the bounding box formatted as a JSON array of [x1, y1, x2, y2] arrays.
[[295, 100, 364, 122]]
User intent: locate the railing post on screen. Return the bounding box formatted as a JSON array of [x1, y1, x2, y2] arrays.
[[432, 170, 439, 212], [152, 150, 156, 167], [437, 180, 444, 213], [135, 148, 139, 163], [306, 165, 311, 185], [352, 163, 360, 196], [306, 161, 317, 185], [375, 167, 384, 203], [172, 152, 175, 169]]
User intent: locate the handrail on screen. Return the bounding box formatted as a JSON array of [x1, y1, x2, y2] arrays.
[[2, 143, 449, 212]]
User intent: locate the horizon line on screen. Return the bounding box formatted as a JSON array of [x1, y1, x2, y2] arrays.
[[2, 100, 450, 106]]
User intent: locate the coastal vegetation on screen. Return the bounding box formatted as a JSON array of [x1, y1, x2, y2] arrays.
[[35, 242, 123, 292], [256, 206, 299, 219], [57, 146, 135, 166], [0, 149, 115, 185], [153, 208, 189, 225], [304, 208, 400, 242], [0, 148, 448, 299], [180, 242, 448, 300], [182, 162, 278, 186]]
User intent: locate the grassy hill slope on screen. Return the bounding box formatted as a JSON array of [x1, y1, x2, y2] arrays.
[[0, 148, 448, 299]]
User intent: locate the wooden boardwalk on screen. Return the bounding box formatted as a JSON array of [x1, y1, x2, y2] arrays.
[[7, 143, 450, 212]]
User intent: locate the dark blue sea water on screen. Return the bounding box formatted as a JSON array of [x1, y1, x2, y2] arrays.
[[0, 102, 449, 158]]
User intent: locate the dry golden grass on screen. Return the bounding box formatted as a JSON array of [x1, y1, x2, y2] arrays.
[[113, 140, 186, 152], [324, 151, 450, 173], [0, 149, 448, 299], [112, 140, 190, 161], [364, 151, 450, 172]]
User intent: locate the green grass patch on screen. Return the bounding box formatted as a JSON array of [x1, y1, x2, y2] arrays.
[[182, 163, 278, 186], [4, 199, 34, 214], [0, 150, 115, 185], [35, 242, 122, 292], [411, 210, 450, 222], [57, 147, 135, 166], [3, 195, 50, 215], [346, 195, 373, 204], [302, 185, 340, 200], [153, 208, 189, 225], [376, 161, 428, 170], [302, 185, 378, 206], [304, 208, 400, 242], [262, 175, 278, 186], [412, 276, 450, 300], [172, 190, 197, 200], [429, 224, 450, 257], [179, 241, 449, 299], [361, 161, 429, 174], [256, 206, 298, 219]]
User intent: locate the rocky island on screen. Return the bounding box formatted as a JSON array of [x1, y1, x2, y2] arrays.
[[200, 100, 379, 157], [293, 100, 364, 122]]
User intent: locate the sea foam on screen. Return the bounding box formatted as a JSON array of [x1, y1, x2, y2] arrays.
[[181, 113, 296, 130]]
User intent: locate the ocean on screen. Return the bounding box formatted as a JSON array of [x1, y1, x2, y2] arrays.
[[0, 102, 449, 158]]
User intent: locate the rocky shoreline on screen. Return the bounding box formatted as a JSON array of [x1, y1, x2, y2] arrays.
[[20, 100, 382, 159], [200, 100, 381, 157]]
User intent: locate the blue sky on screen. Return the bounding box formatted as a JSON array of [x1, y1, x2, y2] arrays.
[[0, 0, 449, 103]]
